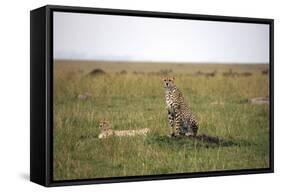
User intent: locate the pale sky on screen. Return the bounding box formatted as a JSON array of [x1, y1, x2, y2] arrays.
[[54, 12, 270, 63]]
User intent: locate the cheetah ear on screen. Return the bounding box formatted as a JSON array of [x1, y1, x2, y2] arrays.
[[104, 119, 110, 124], [172, 76, 175, 81]]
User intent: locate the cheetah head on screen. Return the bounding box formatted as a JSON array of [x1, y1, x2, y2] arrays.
[[162, 76, 176, 89], [99, 120, 111, 133]]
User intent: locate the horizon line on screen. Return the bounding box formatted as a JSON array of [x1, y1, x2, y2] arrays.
[[54, 58, 269, 65]]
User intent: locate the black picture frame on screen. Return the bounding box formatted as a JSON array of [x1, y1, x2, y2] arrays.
[[30, 5, 274, 187]]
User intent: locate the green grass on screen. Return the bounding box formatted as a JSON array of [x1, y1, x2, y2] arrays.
[[53, 60, 270, 180]]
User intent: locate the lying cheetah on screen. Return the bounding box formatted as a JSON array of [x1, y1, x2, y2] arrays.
[[98, 120, 149, 139], [163, 76, 198, 137]]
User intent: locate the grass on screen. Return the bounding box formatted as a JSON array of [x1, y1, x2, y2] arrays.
[[53, 60, 270, 180]]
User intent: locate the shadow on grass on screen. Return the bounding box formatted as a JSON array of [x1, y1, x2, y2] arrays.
[[78, 133, 254, 150], [146, 135, 253, 149]]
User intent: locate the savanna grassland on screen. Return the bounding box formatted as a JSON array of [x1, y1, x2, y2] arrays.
[[53, 60, 270, 181]]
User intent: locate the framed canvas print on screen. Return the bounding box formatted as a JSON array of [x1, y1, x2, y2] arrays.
[[30, 5, 274, 187]]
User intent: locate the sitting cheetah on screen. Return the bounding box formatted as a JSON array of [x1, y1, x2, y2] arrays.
[[163, 76, 198, 137], [98, 120, 150, 139]]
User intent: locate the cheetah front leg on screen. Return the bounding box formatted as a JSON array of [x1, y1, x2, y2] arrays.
[[174, 114, 182, 137], [167, 110, 175, 136], [173, 105, 182, 137]]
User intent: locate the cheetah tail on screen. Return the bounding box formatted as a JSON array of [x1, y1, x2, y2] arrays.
[[192, 134, 220, 144], [190, 134, 236, 146]]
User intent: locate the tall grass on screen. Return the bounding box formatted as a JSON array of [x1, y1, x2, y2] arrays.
[[53, 61, 269, 180]]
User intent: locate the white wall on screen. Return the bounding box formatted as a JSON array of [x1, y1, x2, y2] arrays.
[[0, 0, 279, 191]]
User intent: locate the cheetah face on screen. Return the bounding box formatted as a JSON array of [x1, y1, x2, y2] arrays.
[[99, 120, 111, 132], [163, 76, 176, 89]]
